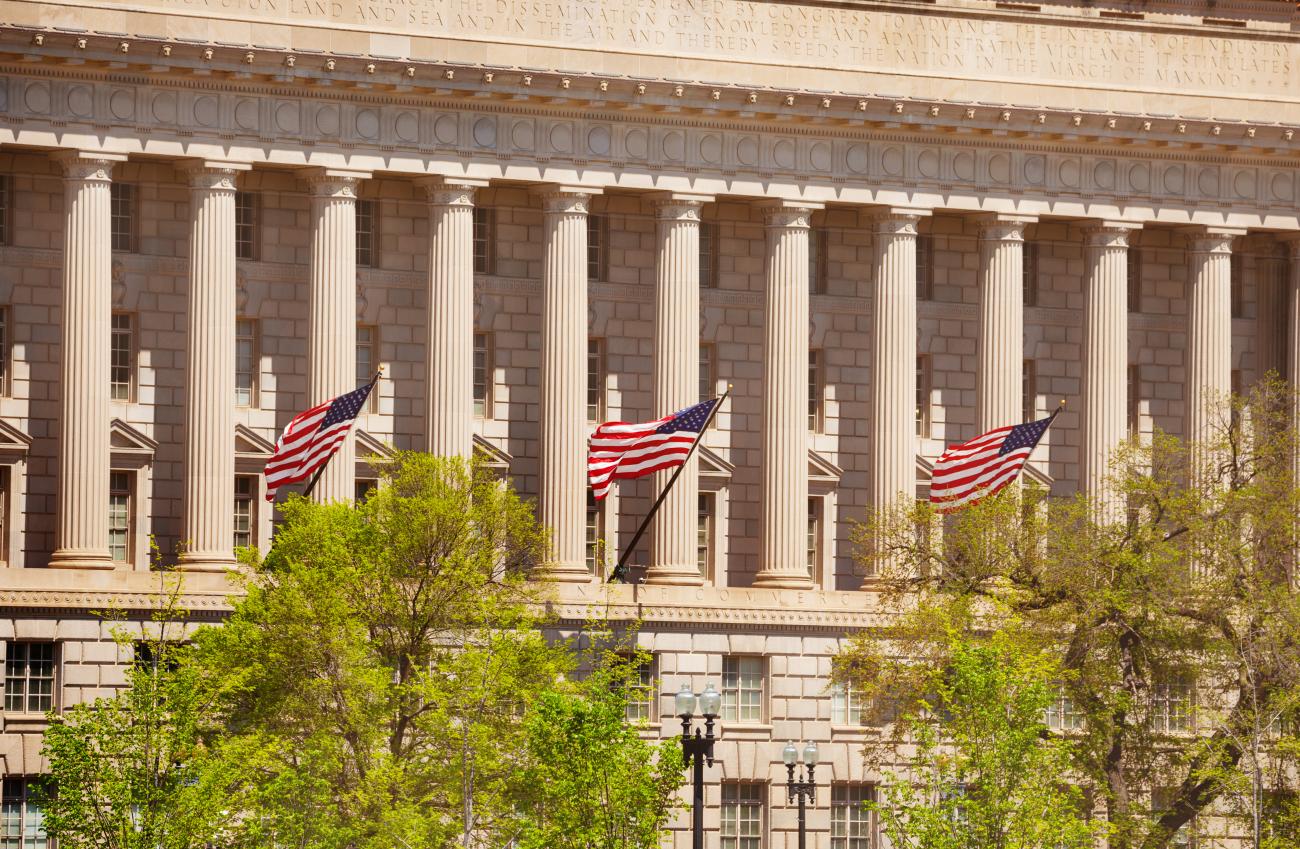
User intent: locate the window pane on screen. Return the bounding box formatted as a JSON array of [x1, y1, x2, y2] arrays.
[[1, 779, 47, 849], [807, 497, 819, 574], [5, 644, 55, 714], [587, 215, 607, 282], [624, 655, 654, 722], [809, 228, 827, 295], [473, 332, 490, 418], [585, 489, 603, 574], [0, 175, 10, 247], [473, 207, 495, 275], [109, 471, 130, 563], [1128, 364, 1141, 434], [0, 306, 8, 394], [699, 220, 718, 289], [831, 682, 863, 726], [831, 784, 874, 849], [1022, 240, 1039, 307], [722, 656, 763, 722], [916, 355, 930, 437], [111, 313, 133, 401], [1022, 359, 1036, 422], [1230, 252, 1244, 318], [356, 199, 376, 268], [235, 319, 256, 407], [721, 783, 763, 849], [808, 350, 822, 431], [699, 344, 715, 402], [1127, 247, 1142, 312], [697, 492, 713, 577], [111, 183, 134, 252], [235, 191, 258, 260], [234, 476, 255, 550], [587, 339, 604, 423], [916, 234, 933, 300]]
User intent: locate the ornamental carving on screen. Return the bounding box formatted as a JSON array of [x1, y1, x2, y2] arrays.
[[1083, 225, 1136, 250], [869, 212, 924, 238], [537, 190, 592, 216], [182, 165, 241, 193], [1187, 233, 1238, 255], [977, 221, 1029, 243], [653, 199, 705, 222], [306, 174, 363, 199], [56, 155, 116, 183], [762, 205, 815, 230]]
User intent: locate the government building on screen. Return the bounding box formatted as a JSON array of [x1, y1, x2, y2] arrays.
[[0, 0, 1298, 845]]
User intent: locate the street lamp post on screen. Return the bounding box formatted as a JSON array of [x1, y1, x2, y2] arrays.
[[783, 741, 819, 849], [677, 682, 722, 849]]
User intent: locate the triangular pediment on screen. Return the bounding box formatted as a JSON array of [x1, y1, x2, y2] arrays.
[[1024, 462, 1054, 489], [0, 420, 32, 454], [234, 424, 276, 457], [110, 418, 157, 455], [808, 449, 843, 483], [355, 430, 395, 460], [698, 444, 734, 480], [472, 434, 512, 470], [916, 454, 935, 481]]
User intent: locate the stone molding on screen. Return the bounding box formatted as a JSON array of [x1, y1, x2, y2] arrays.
[[533, 186, 596, 216], [976, 214, 1036, 243], [1083, 223, 1140, 249], [652, 193, 710, 222], [1187, 231, 1241, 254], [868, 209, 926, 237], [52, 150, 126, 182], [760, 200, 820, 230], [179, 159, 250, 192], [419, 176, 490, 207], [304, 168, 368, 198]]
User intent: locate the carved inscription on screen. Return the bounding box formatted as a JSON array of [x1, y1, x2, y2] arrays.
[[64, 0, 1300, 97]]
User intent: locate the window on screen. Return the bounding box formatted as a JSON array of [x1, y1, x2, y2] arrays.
[[587, 214, 608, 283], [587, 338, 605, 423], [109, 470, 131, 563], [624, 654, 655, 722], [831, 682, 865, 726], [721, 782, 763, 849], [831, 784, 874, 849], [473, 206, 496, 275], [809, 349, 824, 431], [356, 325, 377, 412], [1150, 673, 1195, 733], [1044, 684, 1084, 731], [916, 233, 934, 300], [722, 656, 764, 722], [473, 332, 492, 418], [0, 174, 10, 246], [1, 777, 48, 849], [700, 343, 716, 402], [355, 479, 377, 503], [1128, 364, 1141, 434], [697, 492, 714, 578], [1127, 247, 1143, 312], [110, 182, 135, 252], [585, 489, 604, 574], [235, 318, 257, 407], [4, 644, 55, 714], [1230, 252, 1244, 318], [110, 313, 133, 402], [1023, 239, 1040, 307], [1022, 359, 1037, 422], [700, 220, 719, 289], [807, 497, 821, 575], [234, 475, 255, 550], [235, 191, 258, 260], [0, 306, 9, 395], [810, 227, 828, 294], [916, 355, 932, 437], [355, 198, 376, 268], [1152, 788, 1194, 849]]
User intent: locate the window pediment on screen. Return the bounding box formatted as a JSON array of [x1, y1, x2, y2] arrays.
[[472, 434, 512, 472], [0, 420, 32, 457], [110, 418, 157, 457]]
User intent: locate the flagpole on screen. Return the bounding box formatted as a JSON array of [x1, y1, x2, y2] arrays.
[[300, 368, 383, 500], [608, 386, 731, 584]]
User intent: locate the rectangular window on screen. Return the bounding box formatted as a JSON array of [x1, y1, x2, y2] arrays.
[[110, 313, 133, 402], [1022, 239, 1040, 307], [699, 343, 716, 402], [356, 325, 377, 412], [355, 479, 377, 503], [721, 782, 764, 849], [809, 349, 824, 432], [235, 191, 258, 261], [831, 784, 874, 849], [473, 332, 492, 419], [1127, 247, 1143, 313], [585, 489, 604, 574], [916, 355, 932, 437], [700, 220, 719, 289], [1022, 359, 1036, 422], [587, 214, 608, 283], [109, 470, 131, 563], [473, 206, 496, 275], [807, 497, 821, 576], [4, 643, 55, 714], [235, 318, 257, 407], [1150, 674, 1195, 733], [1, 778, 48, 849], [355, 198, 376, 268], [1044, 685, 1084, 731], [0, 175, 11, 246], [624, 654, 655, 723], [1230, 253, 1244, 319], [697, 492, 714, 578], [587, 338, 605, 423], [722, 656, 764, 722], [916, 234, 934, 301], [830, 682, 865, 726], [1128, 364, 1141, 434], [810, 227, 828, 294], [110, 182, 136, 252], [0, 306, 9, 396], [1152, 788, 1194, 849], [234, 475, 255, 550]]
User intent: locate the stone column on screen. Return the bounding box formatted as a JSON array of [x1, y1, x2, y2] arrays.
[[1186, 229, 1239, 459], [49, 151, 126, 570], [422, 177, 489, 459], [1081, 223, 1136, 514], [306, 169, 368, 504], [1283, 236, 1300, 482], [178, 161, 249, 571], [647, 193, 710, 586], [976, 215, 1034, 432], [536, 186, 598, 582], [867, 209, 924, 583], [754, 200, 821, 590]]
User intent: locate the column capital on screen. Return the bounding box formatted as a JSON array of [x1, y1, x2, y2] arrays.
[[759, 199, 822, 229], [652, 192, 711, 222], [53, 150, 127, 182], [304, 168, 370, 199], [419, 176, 490, 207], [179, 160, 251, 193], [867, 207, 928, 236], [532, 184, 600, 215], [1276, 232, 1300, 259], [1083, 221, 1141, 249], [976, 213, 1036, 242], [1185, 226, 1244, 255]]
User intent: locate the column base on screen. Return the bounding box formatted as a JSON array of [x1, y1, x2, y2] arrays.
[[752, 569, 815, 590], [176, 553, 239, 573], [47, 550, 115, 570], [533, 562, 596, 583], [643, 564, 706, 587]]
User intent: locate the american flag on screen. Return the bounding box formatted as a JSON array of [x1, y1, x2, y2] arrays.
[[263, 380, 376, 502], [929, 410, 1058, 513], [588, 398, 720, 500]]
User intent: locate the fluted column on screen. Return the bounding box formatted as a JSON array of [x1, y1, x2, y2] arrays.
[[1283, 236, 1300, 482], [1082, 223, 1136, 514], [179, 161, 248, 571], [976, 215, 1034, 432], [49, 151, 125, 570], [1186, 231, 1238, 451], [536, 186, 598, 582], [306, 169, 368, 504], [867, 209, 924, 583], [754, 201, 820, 590], [422, 177, 488, 458], [647, 194, 710, 586]]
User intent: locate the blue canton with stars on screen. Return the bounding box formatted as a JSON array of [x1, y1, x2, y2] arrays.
[[321, 383, 375, 429], [656, 398, 719, 434], [999, 415, 1054, 455]]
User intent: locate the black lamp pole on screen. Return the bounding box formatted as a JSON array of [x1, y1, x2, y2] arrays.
[[784, 741, 819, 849], [677, 683, 721, 849]]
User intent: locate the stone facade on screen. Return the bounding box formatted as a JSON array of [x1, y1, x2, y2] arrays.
[[1, 0, 1299, 845]]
